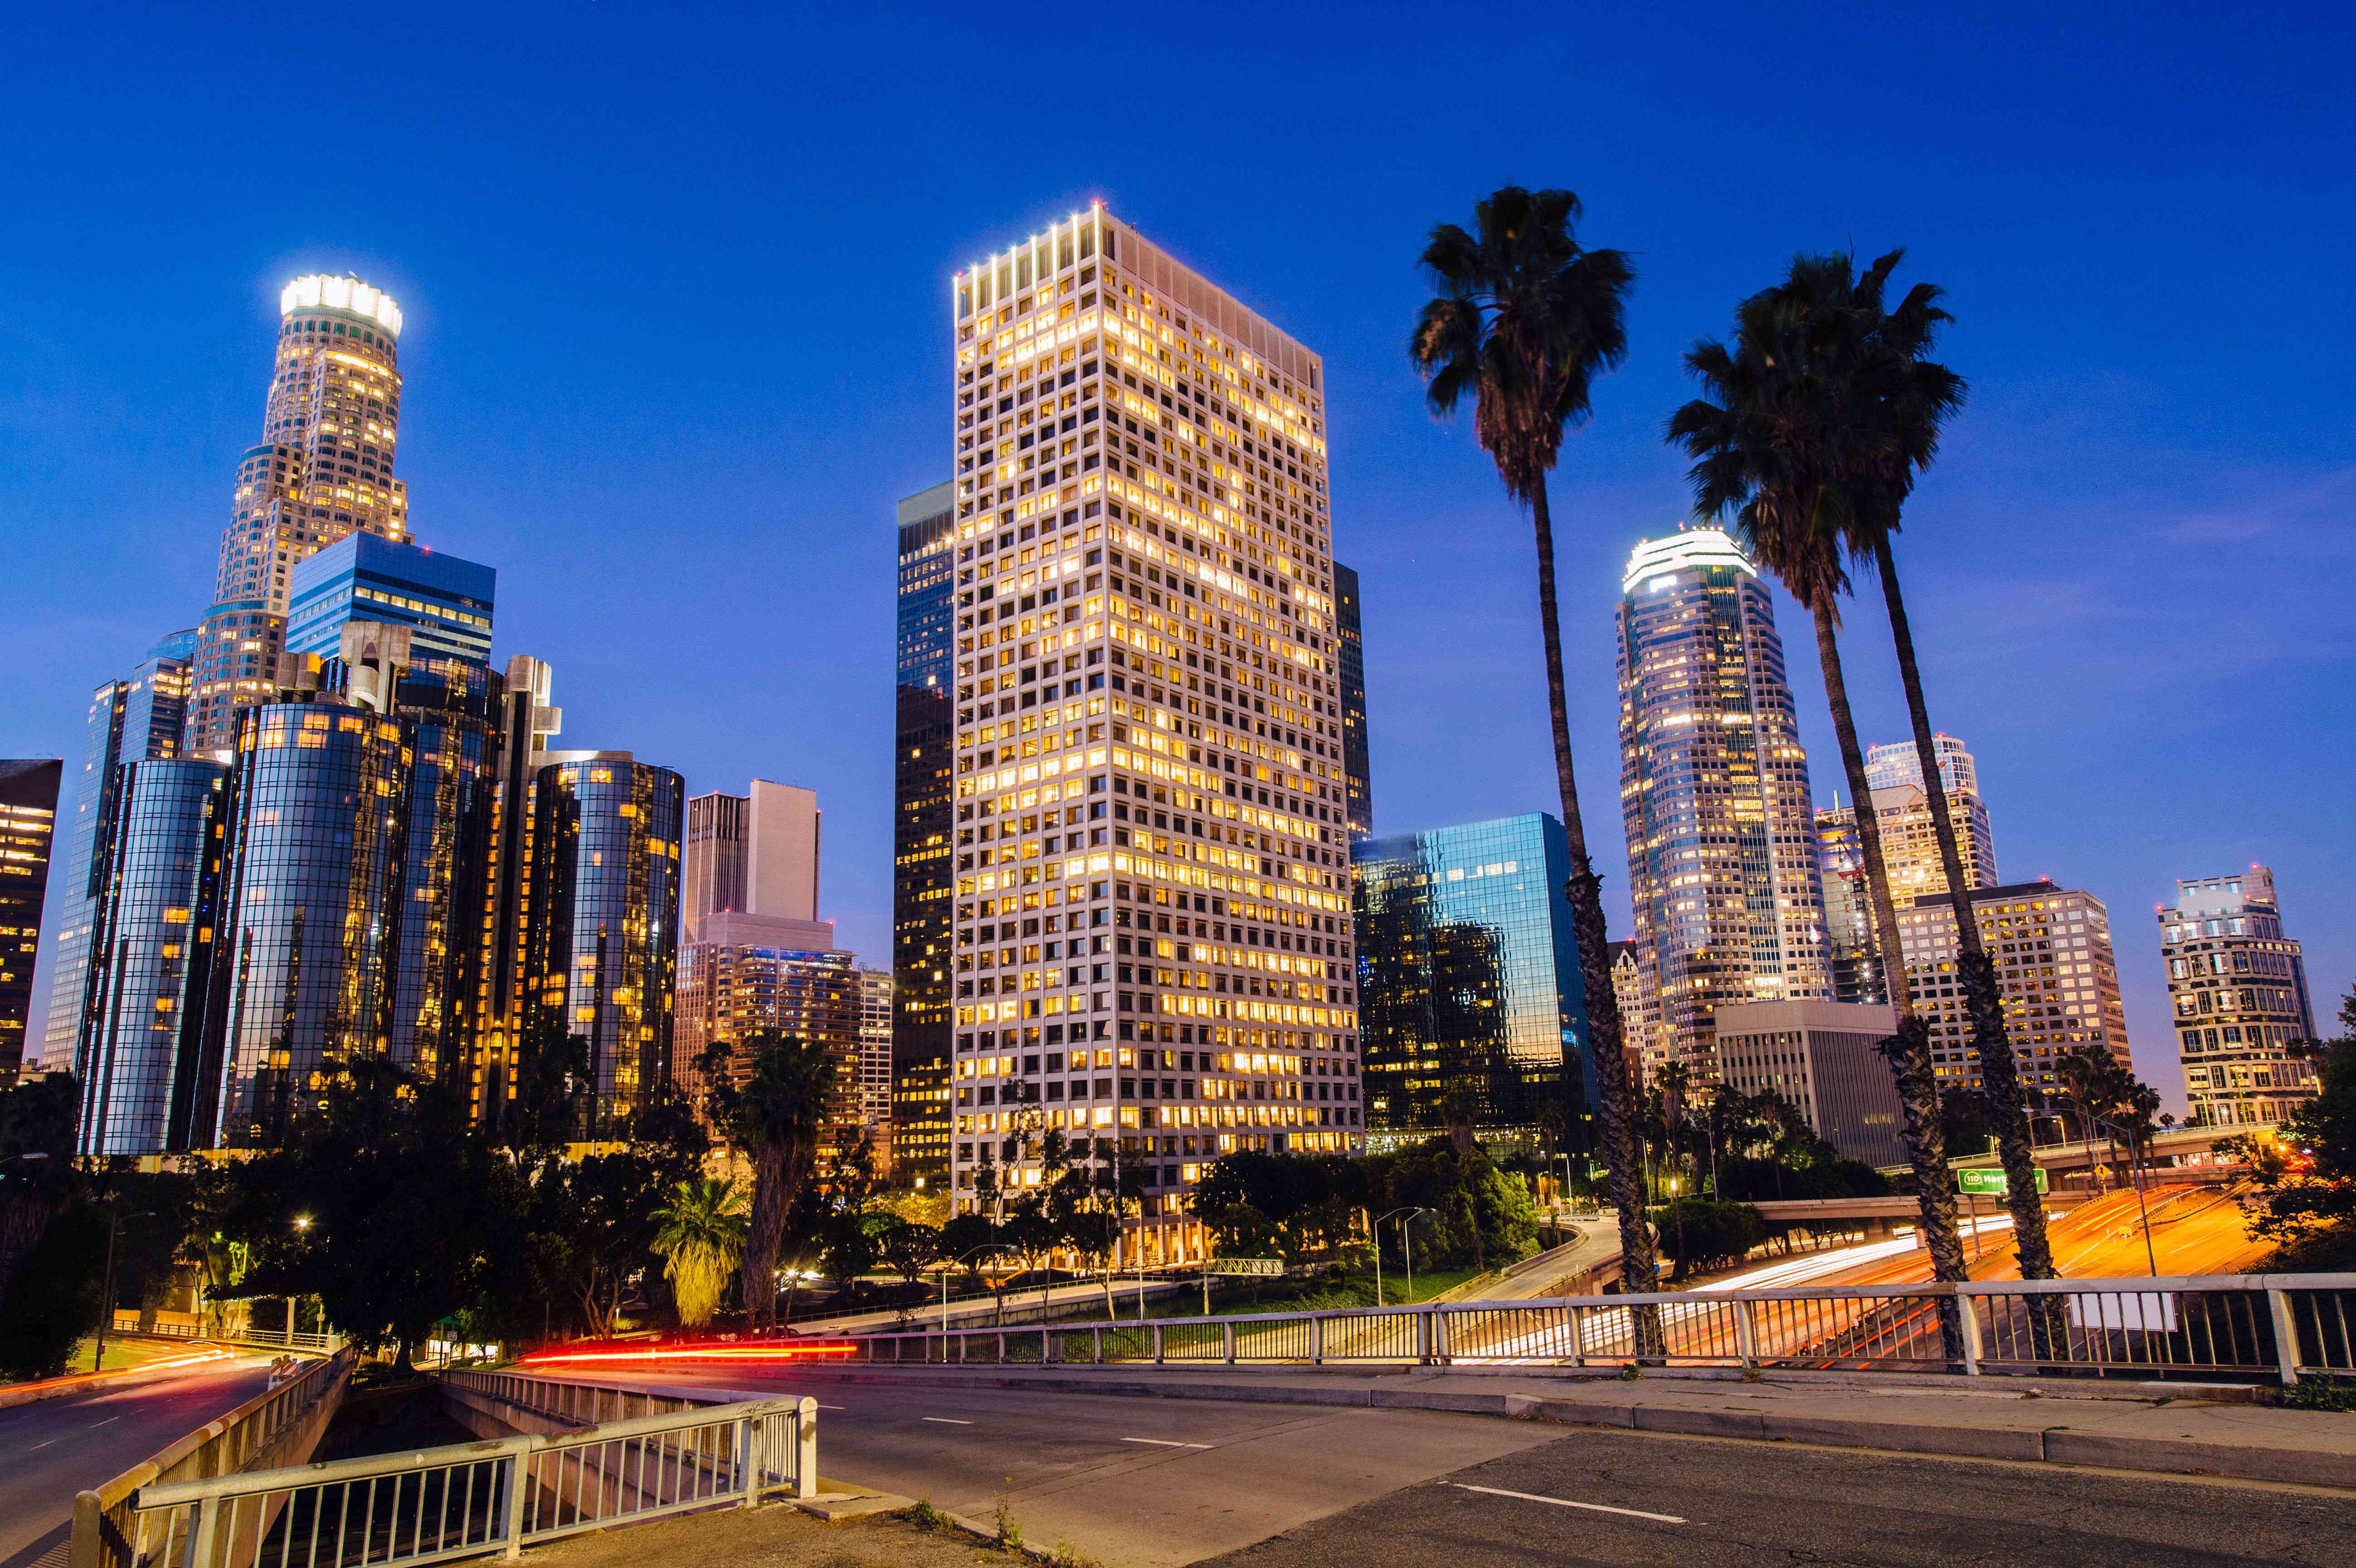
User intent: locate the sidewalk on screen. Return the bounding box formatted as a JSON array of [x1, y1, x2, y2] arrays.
[[616, 1359, 2356, 1491]]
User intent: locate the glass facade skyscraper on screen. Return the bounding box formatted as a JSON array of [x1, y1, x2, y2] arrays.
[[286, 534, 495, 667], [0, 760, 63, 1083], [207, 701, 414, 1145], [1335, 561, 1371, 837], [42, 634, 195, 1071], [1616, 527, 1829, 1082], [526, 753, 684, 1141], [75, 760, 231, 1154], [1352, 814, 1589, 1148], [893, 479, 958, 1180]]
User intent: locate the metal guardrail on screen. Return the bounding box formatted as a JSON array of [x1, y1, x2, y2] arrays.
[[828, 1274, 2356, 1385], [73, 1347, 355, 1568], [109, 1377, 815, 1568]]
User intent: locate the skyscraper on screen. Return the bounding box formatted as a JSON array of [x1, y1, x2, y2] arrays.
[[682, 780, 824, 947], [946, 206, 1358, 1266], [1713, 1000, 1907, 1167], [41, 634, 195, 1070], [2162, 866, 2317, 1127], [1352, 814, 1588, 1148], [0, 760, 63, 1083], [1335, 561, 1372, 837], [857, 968, 895, 1130], [1813, 802, 1885, 1005], [673, 941, 867, 1162], [525, 752, 685, 1140], [75, 760, 231, 1154], [285, 533, 494, 667], [187, 276, 411, 757], [1895, 880, 2130, 1096], [892, 480, 958, 1181], [1616, 527, 1829, 1080]]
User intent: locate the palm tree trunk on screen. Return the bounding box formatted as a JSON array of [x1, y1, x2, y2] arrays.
[[741, 1144, 785, 1329], [1527, 477, 1660, 1342], [1871, 540, 2058, 1281], [1806, 599, 1969, 1288]]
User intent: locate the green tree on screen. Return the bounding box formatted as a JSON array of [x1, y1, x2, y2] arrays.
[[652, 1177, 746, 1329], [704, 1032, 836, 1329], [1408, 186, 1651, 1294], [1667, 253, 1971, 1285], [0, 1072, 82, 1323], [2233, 986, 2356, 1262], [232, 1060, 504, 1371]]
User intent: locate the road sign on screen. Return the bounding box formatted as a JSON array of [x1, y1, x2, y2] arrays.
[[1206, 1258, 1283, 1276], [1958, 1166, 2049, 1196]]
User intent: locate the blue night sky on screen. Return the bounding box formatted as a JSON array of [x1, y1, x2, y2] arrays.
[[5, 3, 2349, 1107]]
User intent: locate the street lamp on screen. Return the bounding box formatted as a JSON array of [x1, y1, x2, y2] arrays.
[[1372, 1207, 1431, 1306], [946, 1244, 1021, 1332], [2090, 1113, 2159, 1276], [93, 1209, 157, 1373]]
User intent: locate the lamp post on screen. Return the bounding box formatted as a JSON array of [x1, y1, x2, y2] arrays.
[[93, 1209, 157, 1373], [947, 1244, 1019, 1333], [2092, 1113, 2159, 1276], [1373, 1207, 1430, 1305]]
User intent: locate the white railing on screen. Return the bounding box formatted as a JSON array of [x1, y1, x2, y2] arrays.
[[827, 1273, 2356, 1385], [112, 1383, 815, 1568], [73, 1348, 355, 1568]]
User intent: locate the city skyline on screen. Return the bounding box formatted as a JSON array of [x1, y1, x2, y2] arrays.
[[5, 9, 2351, 1122]]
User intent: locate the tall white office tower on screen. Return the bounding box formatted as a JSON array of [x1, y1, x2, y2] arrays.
[[945, 206, 1360, 1267]]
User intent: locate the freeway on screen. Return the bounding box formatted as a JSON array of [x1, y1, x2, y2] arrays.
[[1195, 1425, 2354, 1567], [0, 1351, 277, 1568], [1818, 1181, 2267, 1286]]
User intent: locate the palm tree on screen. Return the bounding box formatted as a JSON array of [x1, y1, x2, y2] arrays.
[[1667, 255, 1969, 1287], [720, 1032, 837, 1329], [652, 1177, 747, 1329], [1827, 253, 2059, 1282], [1409, 185, 1655, 1296]]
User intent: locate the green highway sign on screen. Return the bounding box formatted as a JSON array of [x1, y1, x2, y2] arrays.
[[1958, 1166, 2049, 1195]]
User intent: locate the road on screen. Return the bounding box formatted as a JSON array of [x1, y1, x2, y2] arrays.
[[1820, 1181, 2266, 1286], [513, 1367, 1558, 1567], [0, 1353, 276, 1568], [1195, 1426, 2355, 1567], [502, 1366, 2353, 1565]]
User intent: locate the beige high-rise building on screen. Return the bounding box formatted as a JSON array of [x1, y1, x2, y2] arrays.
[[186, 276, 412, 757], [946, 205, 1359, 1264], [857, 968, 895, 1129], [1616, 528, 1829, 1081], [1893, 880, 2129, 1097], [2163, 866, 2318, 1128], [683, 780, 825, 946]]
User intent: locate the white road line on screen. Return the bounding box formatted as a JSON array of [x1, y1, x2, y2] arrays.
[[88, 1417, 119, 1428], [817, 1404, 847, 1411], [1451, 1483, 1686, 1524], [29, 1439, 56, 1450], [1121, 1437, 1213, 1449], [921, 1416, 974, 1425]]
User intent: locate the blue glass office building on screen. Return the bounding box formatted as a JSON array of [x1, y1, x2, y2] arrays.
[[527, 752, 684, 1140], [1352, 813, 1590, 1147], [208, 703, 413, 1145], [285, 534, 494, 667], [76, 760, 231, 1154]]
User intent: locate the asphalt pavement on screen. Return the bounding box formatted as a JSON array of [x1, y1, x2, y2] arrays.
[[0, 1354, 276, 1568], [1196, 1426, 2356, 1568], [523, 1368, 1558, 1567]]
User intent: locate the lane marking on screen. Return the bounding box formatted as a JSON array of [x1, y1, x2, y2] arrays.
[[29, 1440, 56, 1450], [1450, 1484, 1686, 1524], [88, 1417, 119, 1429], [1121, 1437, 1213, 1449], [921, 1417, 974, 1425], [817, 1404, 847, 1411]]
